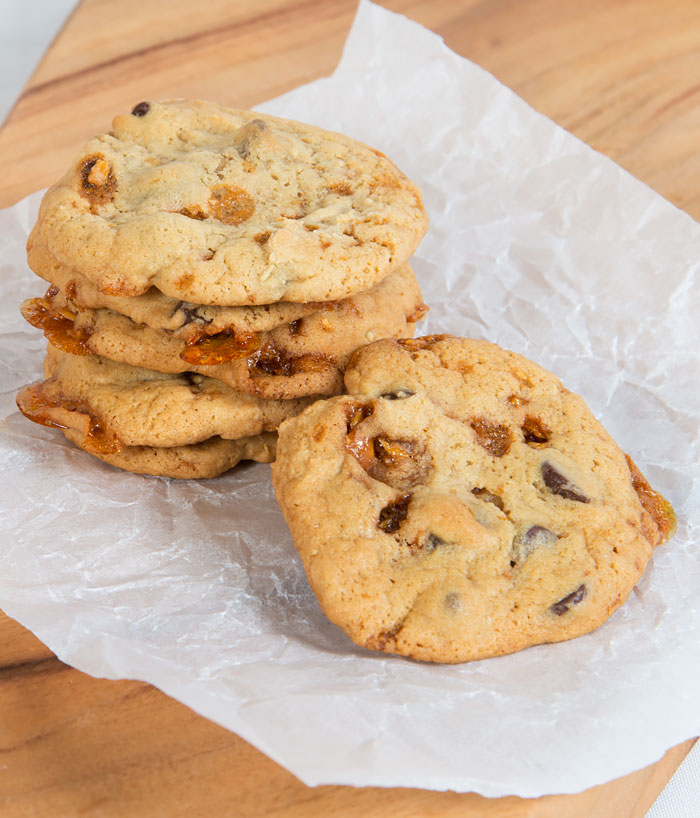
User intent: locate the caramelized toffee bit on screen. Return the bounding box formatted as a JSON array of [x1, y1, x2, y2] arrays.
[[131, 101, 150, 116], [178, 205, 208, 220], [345, 414, 430, 490], [345, 401, 374, 432], [181, 328, 261, 365], [21, 295, 92, 356], [406, 303, 430, 323], [328, 180, 353, 196], [377, 493, 411, 533], [288, 319, 303, 336], [541, 462, 589, 503], [471, 487, 504, 510], [380, 389, 414, 400], [249, 343, 333, 378], [79, 154, 116, 206], [398, 334, 449, 353], [625, 454, 676, 545], [511, 525, 558, 564], [550, 584, 586, 616], [365, 619, 405, 651], [16, 382, 122, 455], [470, 417, 512, 457], [507, 394, 529, 407], [369, 438, 430, 491], [254, 231, 271, 245], [209, 184, 255, 225], [522, 416, 550, 445]]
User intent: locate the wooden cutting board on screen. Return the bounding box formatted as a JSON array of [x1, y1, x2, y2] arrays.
[[0, 1, 697, 815]]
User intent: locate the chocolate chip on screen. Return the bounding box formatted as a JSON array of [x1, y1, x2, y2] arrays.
[[377, 494, 411, 533], [426, 533, 445, 550], [471, 487, 504, 510], [550, 584, 586, 615], [541, 462, 589, 503], [182, 372, 204, 393], [233, 119, 268, 158], [522, 416, 550, 445], [131, 101, 150, 117], [444, 593, 461, 612], [171, 301, 212, 326], [511, 525, 558, 564], [380, 389, 415, 400]]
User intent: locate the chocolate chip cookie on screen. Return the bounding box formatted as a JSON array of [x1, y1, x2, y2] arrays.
[[272, 335, 675, 663], [34, 100, 429, 305], [27, 228, 323, 338], [17, 345, 313, 478]]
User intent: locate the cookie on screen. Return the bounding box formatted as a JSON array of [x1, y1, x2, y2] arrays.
[[33, 100, 429, 305], [271, 335, 675, 664], [17, 345, 312, 473], [23, 265, 427, 399], [59, 428, 276, 479], [27, 228, 321, 338]]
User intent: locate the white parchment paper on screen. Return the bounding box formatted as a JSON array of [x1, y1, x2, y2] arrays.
[[1, 0, 699, 797]]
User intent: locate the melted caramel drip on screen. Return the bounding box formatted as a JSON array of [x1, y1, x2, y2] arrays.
[[16, 382, 123, 454], [21, 295, 92, 356], [625, 454, 677, 545], [181, 328, 262, 365], [470, 417, 512, 457]]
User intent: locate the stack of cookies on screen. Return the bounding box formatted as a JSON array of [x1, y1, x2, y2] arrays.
[[17, 100, 429, 478]]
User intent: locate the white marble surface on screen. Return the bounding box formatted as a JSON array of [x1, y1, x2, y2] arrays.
[[0, 0, 696, 813]]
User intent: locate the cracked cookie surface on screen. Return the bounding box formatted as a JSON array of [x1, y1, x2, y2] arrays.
[[271, 335, 675, 663], [34, 99, 429, 305]]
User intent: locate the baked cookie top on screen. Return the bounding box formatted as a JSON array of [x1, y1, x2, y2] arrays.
[[23, 265, 427, 399], [272, 335, 675, 664], [34, 100, 429, 305], [17, 345, 313, 452]]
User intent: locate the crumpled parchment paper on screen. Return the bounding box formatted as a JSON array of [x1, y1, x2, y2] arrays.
[[1, 0, 699, 798]]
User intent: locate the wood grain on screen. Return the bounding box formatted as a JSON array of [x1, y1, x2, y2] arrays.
[[0, 0, 698, 815]]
